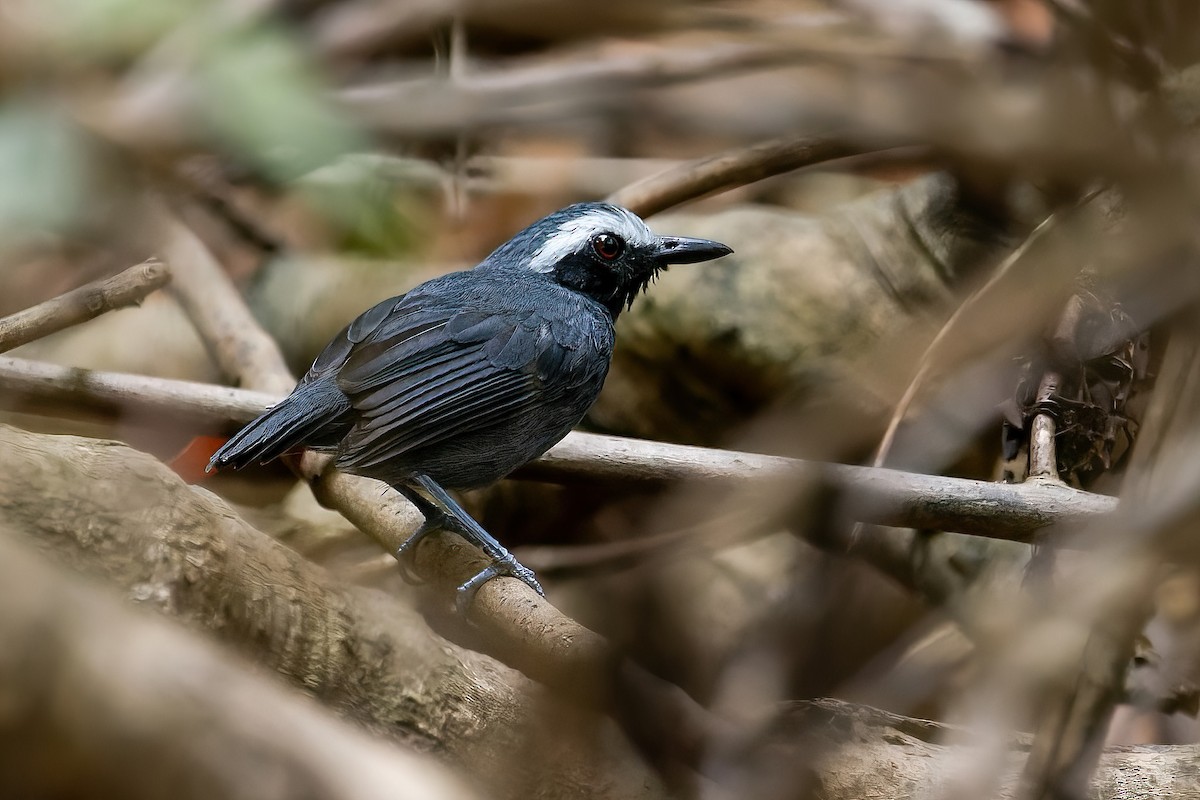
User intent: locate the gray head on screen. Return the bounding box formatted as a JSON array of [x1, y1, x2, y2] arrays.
[[480, 202, 733, 318]]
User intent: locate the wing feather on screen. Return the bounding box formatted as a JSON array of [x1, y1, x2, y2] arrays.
[[329, 284, 606, 472]]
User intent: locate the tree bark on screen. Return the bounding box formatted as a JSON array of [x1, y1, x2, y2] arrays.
[[0, 423, 665, 800], [0, 529, 475, 800]]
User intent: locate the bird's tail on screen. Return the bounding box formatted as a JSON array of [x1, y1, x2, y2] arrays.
[[207, 380, 352, 472]]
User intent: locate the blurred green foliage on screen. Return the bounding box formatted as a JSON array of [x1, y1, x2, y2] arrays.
[[197, 25, 363, 182], [1, 0, 421, 260], [0, 104, 88, 250]]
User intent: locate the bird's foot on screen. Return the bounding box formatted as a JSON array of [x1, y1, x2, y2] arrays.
[[455, 554, 545, 614], [399, 474, 545, 613]]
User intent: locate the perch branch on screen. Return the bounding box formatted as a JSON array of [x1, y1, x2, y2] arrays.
[[300, 456, 618, 688], [0, 424, 666, 799], [0, 356, 1119, 541], [0, 259, 170, 354]]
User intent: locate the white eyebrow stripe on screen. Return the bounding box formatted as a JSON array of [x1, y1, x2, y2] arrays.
[[527, 206, 655, 273]]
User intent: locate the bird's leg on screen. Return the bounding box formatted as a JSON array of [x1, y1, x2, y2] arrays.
[[400, 474, 545, 611], [391, 486, 450, 585]]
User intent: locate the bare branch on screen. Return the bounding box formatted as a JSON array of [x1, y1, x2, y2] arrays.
[[0, 260, 170, 354], [161, 213, 295, 396], [0, 354, 278, 425], [311, 0, 678, 60], [0, 356, 1118, 542], [300, 455, 619, 689], [1028, 413, 1060, 479]]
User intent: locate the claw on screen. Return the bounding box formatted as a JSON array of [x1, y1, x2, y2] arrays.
[[455, 555, 545, 613], [393, 515, 444, 585], [509, 562, 545, 597], [455, 565, 501, 614]]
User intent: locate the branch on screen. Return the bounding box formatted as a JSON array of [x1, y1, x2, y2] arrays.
[[0, 423, 666, 799], [0, 259, 170, 354], [0, 527, 475, 800], [0, 355, 1118, 542], [0, 355, 278, 424], [607, 137, 921, 219], [162, 215, 295, 395], [338, 40, 803, 135], [14, 417, 1193, 799]]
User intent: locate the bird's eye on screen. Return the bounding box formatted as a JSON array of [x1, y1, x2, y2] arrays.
[[591, 233, 624, 262]]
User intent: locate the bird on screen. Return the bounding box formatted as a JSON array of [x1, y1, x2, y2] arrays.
[[207, 202, 733, 607]]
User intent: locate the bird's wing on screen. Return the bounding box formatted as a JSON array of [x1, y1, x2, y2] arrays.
[[329, 288, 609, 471]]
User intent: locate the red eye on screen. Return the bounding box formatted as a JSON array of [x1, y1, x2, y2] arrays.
[[591, 233, 624, 261]]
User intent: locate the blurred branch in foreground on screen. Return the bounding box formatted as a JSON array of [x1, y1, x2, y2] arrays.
[[337, 38, 806, 136], [0, 526, 475, 800], [1020, 315, 1200, 798]]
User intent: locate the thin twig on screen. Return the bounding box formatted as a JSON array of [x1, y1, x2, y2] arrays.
[[1027, 290, 1091, 483], [0, 260, 171, 354], [516, 514, 744, 577], [873, 213, 1059, 467], [0, 355, 1119, 542]]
